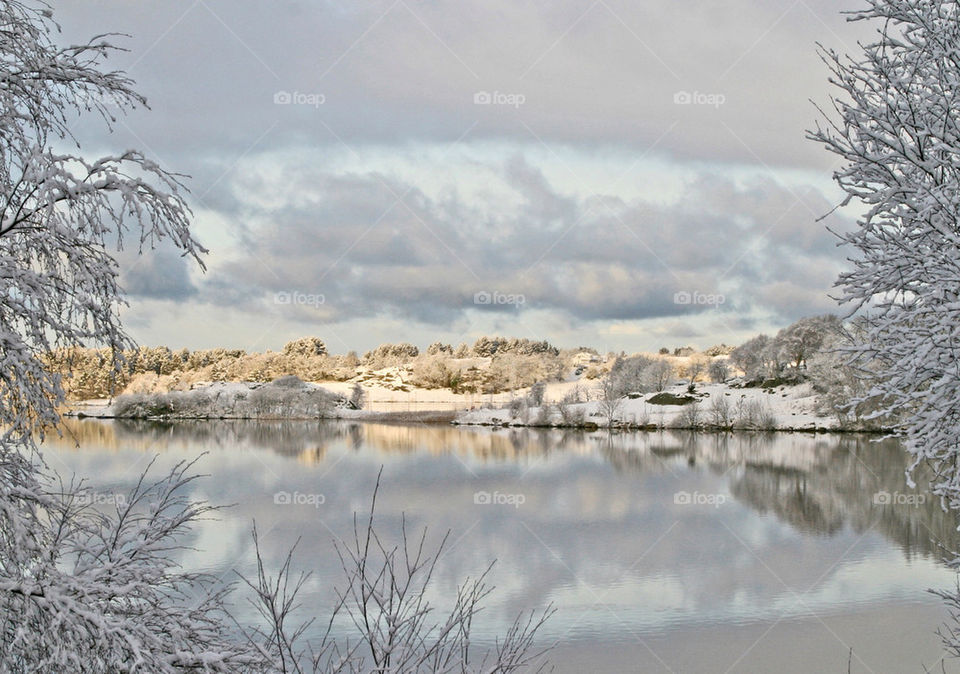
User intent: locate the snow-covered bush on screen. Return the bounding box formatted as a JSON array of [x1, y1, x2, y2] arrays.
[[674, 402, 703, 429], [608, 355, 654, 397], [282, 337, 327, 357], [557, 402, 586, 426], [708, 359, 730, 383], [641, 358, 674, 392], [349, 382, 366, 410], [734, 399, 777, 431], [709, 395, 734, 428], [527, 380, 547, 406]]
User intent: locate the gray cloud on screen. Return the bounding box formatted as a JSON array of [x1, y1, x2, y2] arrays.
[[198, 157, 847, 329], [46, 0, 861, 350], [118, 245, 198, 302], [54, 0, 870, 171]]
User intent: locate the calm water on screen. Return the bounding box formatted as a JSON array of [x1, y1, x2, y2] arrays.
[[43, 420, 960, 673]]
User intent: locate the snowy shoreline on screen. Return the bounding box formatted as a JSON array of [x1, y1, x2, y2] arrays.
[[63, 378, 882, 434]]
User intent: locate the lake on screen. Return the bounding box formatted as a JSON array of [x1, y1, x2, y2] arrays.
[[43, 420, 960, 673]]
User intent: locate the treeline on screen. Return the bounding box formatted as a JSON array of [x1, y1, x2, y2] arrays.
[[52, 316, 870, 426], [49, 336, 578, 400]]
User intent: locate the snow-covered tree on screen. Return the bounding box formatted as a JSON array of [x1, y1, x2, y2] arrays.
[[641, 358, 674, 392], [0, 2, 264, 670], [607, 354, 654, 397], [281, 336, 328, 357], [0, 6, 552, 670], [809, 0, 960, 507], [730, 334, 771, 380], [708, 358, 730, 383], [774, 315, 841, 369]]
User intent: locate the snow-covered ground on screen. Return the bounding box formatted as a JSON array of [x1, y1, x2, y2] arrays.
[[67, 377, 841, 432], [453, 380, 836, 431]]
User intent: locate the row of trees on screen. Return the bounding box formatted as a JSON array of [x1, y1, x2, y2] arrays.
[[52, 336, 576, 399], [728, 315, 842, 381], [55, 317, 848, 402]]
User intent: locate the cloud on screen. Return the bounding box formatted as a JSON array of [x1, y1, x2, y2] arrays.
[[118, 245, 198, 302], [54, 0, 871, 171], [196, 153, 848, 331], [45, 0, 861, 350]]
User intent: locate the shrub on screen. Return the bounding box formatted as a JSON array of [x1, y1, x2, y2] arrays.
[[708, 395, 733, 428], [708, 359, 730, 383], [527, 380, 547, 406], [272, 374, 306, 388], [282, 337, 327, 357], [533, 404, 552, 426], [675, 402, 702, 429], [349, 383, 366, 410], [557, 401, 586, 426], [735, 398, 778, 430]]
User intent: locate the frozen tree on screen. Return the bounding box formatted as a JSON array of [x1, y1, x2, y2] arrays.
[[682, 354, 709, 387], [426, 340, 453, 355], [282, 336, 328, 357], [597, 376, 624, 426], [0, 2, 266, 670], [608, 354, 653, 397], [641, 358, 674, 392], [0, 4, 203, 444], [730, 334, 771, 380], [708, 358, 730, 383], [0, 5, 553, 671], [349, 381, 366, 409], [809, 0, 960, 507], [773, 315, 841, 369], [527, 379, 547, 406]]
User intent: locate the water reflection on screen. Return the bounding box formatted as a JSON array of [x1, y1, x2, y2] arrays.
[[43, 419, 960, 672], [52, 419, 960, 561]]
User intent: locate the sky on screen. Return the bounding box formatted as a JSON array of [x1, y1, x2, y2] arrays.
[[51, 0, 873, 355]]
